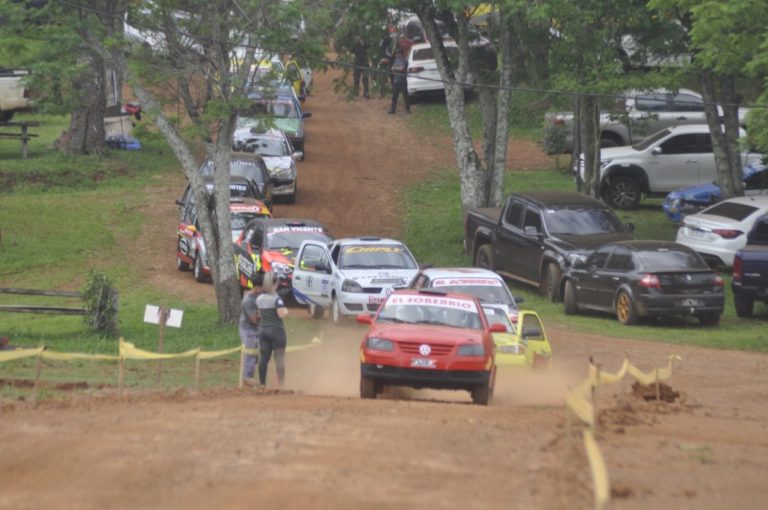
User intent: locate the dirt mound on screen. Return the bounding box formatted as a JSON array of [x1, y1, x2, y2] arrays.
[[631, 380, 680, 402]]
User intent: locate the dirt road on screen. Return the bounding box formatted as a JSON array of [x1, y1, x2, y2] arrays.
[[2, 67, 768, 510]]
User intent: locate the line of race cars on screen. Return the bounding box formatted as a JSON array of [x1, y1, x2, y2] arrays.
[[175, 57, 551, 406]]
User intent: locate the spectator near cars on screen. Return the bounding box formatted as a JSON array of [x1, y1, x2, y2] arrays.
[[177, 197, 271, 283], [584, 124, 762, 210], [292, 236, 420, 323], [676, 195, 768, 268], [408, 267, 521, 322], [233, 128, 299, 204], [465, 191, 634, 301], [233, 218, 334, 298], [562, 240, 724, 326], [662, 163, 768, 223], [731, 215, 768, 317], [356, 289, 506, 405]]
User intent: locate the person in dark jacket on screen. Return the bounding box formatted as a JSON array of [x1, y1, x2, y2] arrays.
[[351, 35, 370, 98], [256, 272, 289, 388], [388, 47, 410, 114]]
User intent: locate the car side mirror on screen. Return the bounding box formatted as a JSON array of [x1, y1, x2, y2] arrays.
[[292, 152, 303, 161], [356, 313, 373, 325], [651, 146, 663, 155], [524, 225, 540, 237], [302, 111, 312, 119], [314, 262, 332, 274], [513, 295, 524, 304]]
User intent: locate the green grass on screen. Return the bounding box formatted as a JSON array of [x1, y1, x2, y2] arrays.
[[402, 167, 768, 352]]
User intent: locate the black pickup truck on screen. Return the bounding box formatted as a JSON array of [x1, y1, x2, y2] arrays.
[[465, 191, 634, 301], [732, 214, 768, 317]]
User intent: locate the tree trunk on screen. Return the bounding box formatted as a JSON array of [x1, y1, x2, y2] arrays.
[[700, 70, 744, 198], [578, 94, 602, 198], [418, 8, 486, 217], [65, 56, 106, 155], [489, 11, 514, 208]]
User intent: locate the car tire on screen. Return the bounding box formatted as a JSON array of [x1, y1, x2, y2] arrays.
[[308, 303, 324, 319], [330, 296, 343, 324], [176, 254, 190, 272], [360, 375, 377, 399], [193, 254, 207, 283], [734, 294, 754, 317], [615, 290, 638, 325], [475, 245, 494, 271], [470, 381, 491, 406], [697, 313, 721, 326], [563, 280, 578, 315], [606, 176, 642, 210], [542, 263, 562, 301]]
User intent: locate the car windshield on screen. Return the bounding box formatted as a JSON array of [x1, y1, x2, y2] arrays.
[[232, 212, 268, 231], [377, 301, 482, 329], [544, 207, 625, 235], [338, 244, 417, 270], [247, 136, 290, 157], [430, 278, 514, 306], [700, 201, 758, 221], [633, 128, 672, 151], [245, 98, 299, 119], [265, 226, 332, 250], [482, 306, 515, 333], [200, 159, 266, 186], [636, 248, 709, 271]]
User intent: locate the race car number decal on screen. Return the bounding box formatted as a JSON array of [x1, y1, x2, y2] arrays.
[[432, 278, 503, 287], [368, 296, 385, 304]]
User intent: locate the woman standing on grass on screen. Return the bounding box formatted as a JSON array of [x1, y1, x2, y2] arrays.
[[256, 272, 289, 388]]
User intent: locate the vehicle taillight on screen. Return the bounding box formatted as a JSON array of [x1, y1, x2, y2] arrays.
[[713, 229, 743, 239], [732, 254, 743, 282], [639, 274, 660, 289], [408, 66, 424, 73], [714, 275, 724, 286]]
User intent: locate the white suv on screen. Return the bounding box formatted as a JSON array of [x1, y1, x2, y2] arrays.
[[587, 124, 761, 210], [292, 237, 420, 323]]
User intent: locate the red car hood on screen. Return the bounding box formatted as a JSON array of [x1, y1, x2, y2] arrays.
[[368, 323, 486, 345], [262, 248, 297, 267]]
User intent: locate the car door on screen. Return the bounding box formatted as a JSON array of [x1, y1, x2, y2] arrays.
[[493, 199, 525, 275], [235, 222, 264, 287], [292, 241, 334, 308], [515, 205, 545, 282], [518, 312, 552, 368], [648, 133, 703, 192], [177, 203, 198, 262], [593, 246, 633, 308], [576, 246, 613, 307]]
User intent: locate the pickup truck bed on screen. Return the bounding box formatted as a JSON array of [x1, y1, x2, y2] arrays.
[[731, 215, 768, 317]]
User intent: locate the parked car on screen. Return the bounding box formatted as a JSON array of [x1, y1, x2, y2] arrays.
[[585, 124, 762, 210], [356, 289, 506, 405], [233, 128, 299, 203], [244, 89, 310, 158], [662, 163, 768, 222], [562, 240, 724, 326], [406, 40, 473, 99], [0, 68, 32, 122], [177, 197, 271, 283], [731, 215, 768, 317], [544, 88, 749, 154], [198, 152, 284, 209], [465, 191, 634, 301], [233, 217, 334, 296], [292, 236, 420, 323], [482, 306, 552, 369], [676, 196, 768, 267], [408, 267, 521, 322]]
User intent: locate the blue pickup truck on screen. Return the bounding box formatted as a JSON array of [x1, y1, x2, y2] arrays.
[[732, 215, 768, 317]]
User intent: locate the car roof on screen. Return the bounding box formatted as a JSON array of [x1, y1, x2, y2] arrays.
[[389, 288, 479, 303], [244, 217, 328, 230], [410, 40, 457, 51], [608, 240, 694, 252], [417, 267, 504, 279], [511, 191, 609, 208], [334, 236, 406, 246], [707, 195, 768, 207]]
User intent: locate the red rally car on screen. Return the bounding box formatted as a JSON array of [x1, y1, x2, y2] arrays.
[[356, 289, 506, 405]]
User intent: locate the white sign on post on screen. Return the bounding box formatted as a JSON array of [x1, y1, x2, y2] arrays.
[[143, 304, 184, 328]]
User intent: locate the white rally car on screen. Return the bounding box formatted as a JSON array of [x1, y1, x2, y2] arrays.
[[292, 237, 420, 323]]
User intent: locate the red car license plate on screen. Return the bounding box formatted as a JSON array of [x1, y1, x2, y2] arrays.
[[411, 358, 436, 369]]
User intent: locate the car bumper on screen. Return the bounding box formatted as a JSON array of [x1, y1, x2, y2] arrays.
[[337, 292, 390, 316], [494, 352, 529, 368], [272, 181, 296, 196], [635, 294, 724, 317], [732, 283, 768, 300], [360, 363, 491, 391]]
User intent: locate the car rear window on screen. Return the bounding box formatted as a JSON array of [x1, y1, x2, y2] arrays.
[[636, 248, 709, 271], [412, 46, 458, 62], [701, 202, 758, 221]]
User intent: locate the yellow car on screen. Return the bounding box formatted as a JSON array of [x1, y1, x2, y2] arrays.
[[483, 306, 552, 368]]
